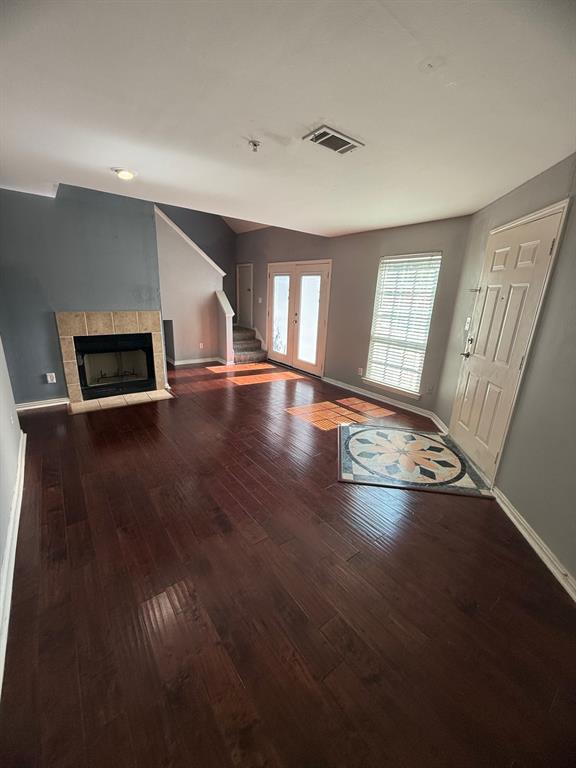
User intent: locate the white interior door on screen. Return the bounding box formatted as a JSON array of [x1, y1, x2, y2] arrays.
[[267, 261, 331, 376], [449, 203, 568, 482], [236, 263, 253, 327]]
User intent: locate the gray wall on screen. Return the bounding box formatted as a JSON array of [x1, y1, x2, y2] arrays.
[[236, 216, 471, 412], [0, 185, 160, 403], [0, 336, 23, 593], [157, 203, 236, 307], [437, 153, 576, 576], [156, 210, 223, 362]]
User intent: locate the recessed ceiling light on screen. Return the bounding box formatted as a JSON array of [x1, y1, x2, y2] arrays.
[[111, 167, 137, 181]]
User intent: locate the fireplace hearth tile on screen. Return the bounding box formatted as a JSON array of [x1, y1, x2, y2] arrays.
[[59, 336, 76, 362], [86, 312, 114, 336], [63, 361, 80, 388], [67, 384, 83, 403], [152, 332, 163, 353], [124, 392, 152, 403], [69, 399, 101, 414], [68, 389, 173, 415], [56, 312, 87, 337], [146, 389, 172, 401], [138, 311, 161, 333], [113, 311, 139, 334], [98, 395, 129, 409], [154, 354, 166, 386]]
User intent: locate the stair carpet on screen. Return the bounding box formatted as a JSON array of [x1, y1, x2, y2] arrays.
[[233, 326, 267, 363]]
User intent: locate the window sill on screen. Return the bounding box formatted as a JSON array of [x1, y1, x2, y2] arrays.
[[361, 377, 422, 401]]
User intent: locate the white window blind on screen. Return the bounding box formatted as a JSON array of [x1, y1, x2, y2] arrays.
[[366, 252, 441, 395]]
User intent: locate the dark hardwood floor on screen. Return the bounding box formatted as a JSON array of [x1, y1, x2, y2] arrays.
[[1, 363, 575, 767]]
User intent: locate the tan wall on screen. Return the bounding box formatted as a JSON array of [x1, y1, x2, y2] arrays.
[[236, 216, 471, 413], [156, 212, 223, 363], [437, 153, 576, 577]]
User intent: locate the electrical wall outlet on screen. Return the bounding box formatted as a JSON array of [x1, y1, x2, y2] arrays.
[[258, 297, 263, 304], [199, 342, 204, 349], [357, 367, 363, 376], [46, 372, 57, 383]]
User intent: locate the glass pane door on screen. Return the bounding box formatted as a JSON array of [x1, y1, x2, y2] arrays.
[[296, 275, 321, 365], [267, 261, 331, 375], [293, 264, 331, 376], [271, 274, 291, 357]]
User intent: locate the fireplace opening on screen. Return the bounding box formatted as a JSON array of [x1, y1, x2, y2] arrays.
[[84, 350, 148, 387], [74, 333, 156, 400]]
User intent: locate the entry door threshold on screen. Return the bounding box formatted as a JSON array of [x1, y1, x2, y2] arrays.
[[268, 360, 321, 379]]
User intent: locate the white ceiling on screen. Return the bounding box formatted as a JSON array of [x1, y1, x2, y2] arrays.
[[222, 217, 269, 234], [1, 0, 575, 236]]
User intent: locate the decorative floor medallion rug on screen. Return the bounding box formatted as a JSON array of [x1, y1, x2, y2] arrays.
[[338, 425, 492, 497]]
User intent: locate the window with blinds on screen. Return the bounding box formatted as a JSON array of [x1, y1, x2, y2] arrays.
[[365, 253, 442, 395]]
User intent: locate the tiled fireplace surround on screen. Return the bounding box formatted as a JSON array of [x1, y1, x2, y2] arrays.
[[55, 310, 167, 404]]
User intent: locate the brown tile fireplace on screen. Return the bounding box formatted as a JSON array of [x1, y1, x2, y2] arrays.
[[55, 310, 167, 404]]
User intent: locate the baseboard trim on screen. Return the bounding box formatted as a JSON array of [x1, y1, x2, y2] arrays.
[[0, 431, 27, 694], [493, 487, 576, 603], [321, 376, 449, 432], [166, 356, 226, 366], [16, 397, 69, 411]]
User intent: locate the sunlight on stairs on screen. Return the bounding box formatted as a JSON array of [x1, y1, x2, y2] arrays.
[[233, 326, 267, 363]]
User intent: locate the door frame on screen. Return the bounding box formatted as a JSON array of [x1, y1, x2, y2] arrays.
[[449, 198, 570, 484], [236, 263, 253, 328], [266, 259, 332, 376]]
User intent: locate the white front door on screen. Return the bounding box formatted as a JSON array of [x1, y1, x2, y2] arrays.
[[236, 263, 253, 327], [267, 261, 331, 376], [450, 202, 568, 482]]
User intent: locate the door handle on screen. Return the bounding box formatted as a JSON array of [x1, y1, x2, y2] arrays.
[[460, 352, 470, 358]]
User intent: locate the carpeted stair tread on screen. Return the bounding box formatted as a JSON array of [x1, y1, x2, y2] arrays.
[[233, 326, 256, 341], [233, 325, 266, 363], [233, 339, 262, 352], [234, 349, 268, 363], [233, 326, 266, 363]]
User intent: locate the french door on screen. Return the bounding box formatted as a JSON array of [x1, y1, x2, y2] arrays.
[[449, 201, 568, 482], [266, 260, 331, 376]]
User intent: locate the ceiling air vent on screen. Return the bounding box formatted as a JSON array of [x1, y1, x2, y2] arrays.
[[303, 125, 364, 155]]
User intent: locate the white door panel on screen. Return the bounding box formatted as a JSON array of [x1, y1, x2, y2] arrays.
[[450, 207, 567, 481]]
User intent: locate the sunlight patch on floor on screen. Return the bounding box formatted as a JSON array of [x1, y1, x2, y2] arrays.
[[230, 371, 304, 386], [287, 398, 396, 430], [336, 397, 395, 417], [206, 362, 276, 373]]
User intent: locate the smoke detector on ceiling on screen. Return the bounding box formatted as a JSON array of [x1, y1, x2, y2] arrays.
[[302, 125, 364, 155]]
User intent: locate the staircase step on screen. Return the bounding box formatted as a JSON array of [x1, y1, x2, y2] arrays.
[[234, 349, 268, 364], [233, 339, 262, 352], [233, 326, 256, 341]]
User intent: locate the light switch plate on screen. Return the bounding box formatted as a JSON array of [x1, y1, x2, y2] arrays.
[[46, 372, 57, 383]]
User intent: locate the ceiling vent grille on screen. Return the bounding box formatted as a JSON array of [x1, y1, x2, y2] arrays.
[[303, 125, 364, 155]]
